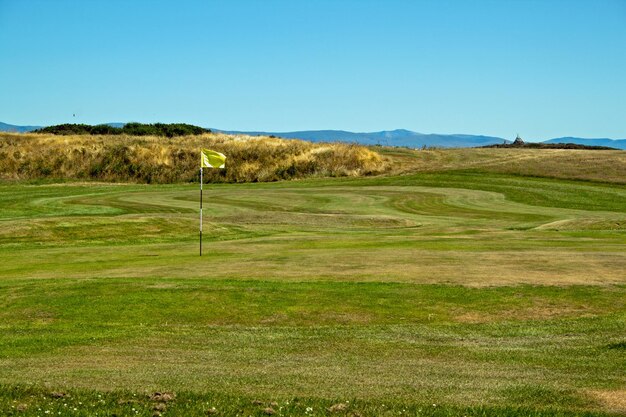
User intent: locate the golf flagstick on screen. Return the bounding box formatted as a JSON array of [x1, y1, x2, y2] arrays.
[[200, 166, 203, 256], [199, 149, 226, 256]]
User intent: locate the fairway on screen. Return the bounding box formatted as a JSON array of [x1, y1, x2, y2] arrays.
[[1, 170, 625, 416]]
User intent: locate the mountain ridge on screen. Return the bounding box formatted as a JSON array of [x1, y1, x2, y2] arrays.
[[213, 128, 510, 148], [1, 122, 625, 149], [0, 122, 42, 133]]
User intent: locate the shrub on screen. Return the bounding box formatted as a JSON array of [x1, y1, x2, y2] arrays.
[[33, 123, 211, 137]]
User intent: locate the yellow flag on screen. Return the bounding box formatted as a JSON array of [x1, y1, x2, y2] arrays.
[[201, 149, 226, 169]]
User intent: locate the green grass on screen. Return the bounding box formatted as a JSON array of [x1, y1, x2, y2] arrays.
[[0, 169, 625, 415]]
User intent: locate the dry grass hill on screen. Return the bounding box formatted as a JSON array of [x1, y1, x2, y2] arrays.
[[0, 132, 389, 183], [2, 132, 626, 185]]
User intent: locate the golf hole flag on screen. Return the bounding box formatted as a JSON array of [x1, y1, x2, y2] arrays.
[[199, 149, 226, 256], [201, 149, 226, 169]]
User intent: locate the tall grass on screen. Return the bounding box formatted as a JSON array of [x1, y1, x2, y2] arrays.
[[0, 133, 389, 183]]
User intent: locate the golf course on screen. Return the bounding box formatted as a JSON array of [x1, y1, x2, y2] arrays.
[[0, 138, 625, 416]]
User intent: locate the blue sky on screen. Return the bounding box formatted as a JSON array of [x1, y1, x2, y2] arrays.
[[1, 0, 625, 140]]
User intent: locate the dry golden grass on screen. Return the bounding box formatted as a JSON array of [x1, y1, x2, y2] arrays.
[[0, 132, 389, 183], [3, 133, 625, 185], [380, 147, 626, 183]]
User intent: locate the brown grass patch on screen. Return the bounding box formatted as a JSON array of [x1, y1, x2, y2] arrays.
[[588, 389, 626, 414]]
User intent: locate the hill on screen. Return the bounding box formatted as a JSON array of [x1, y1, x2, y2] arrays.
[[0, 132, 388, 183], [376, 146, 626, 184], [2, 131, 625, 184]]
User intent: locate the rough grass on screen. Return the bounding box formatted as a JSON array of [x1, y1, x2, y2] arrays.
[[0, 279, 624, 414], [377, 147, 626, 184], [0, 132, 389, 183]]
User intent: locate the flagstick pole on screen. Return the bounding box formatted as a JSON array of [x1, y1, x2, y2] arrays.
[[200, 166, 203, 256]]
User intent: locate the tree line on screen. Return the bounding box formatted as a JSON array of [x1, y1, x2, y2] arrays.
[[34, 123, 211, 137]]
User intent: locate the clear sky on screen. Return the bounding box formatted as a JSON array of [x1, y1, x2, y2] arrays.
[[1, 0, 625, 140]]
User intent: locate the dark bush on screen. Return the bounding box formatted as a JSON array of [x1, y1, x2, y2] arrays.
[[33, 123, 211, 137]]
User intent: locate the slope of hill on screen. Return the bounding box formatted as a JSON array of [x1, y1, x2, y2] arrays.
[[375, 146, 626, 184]]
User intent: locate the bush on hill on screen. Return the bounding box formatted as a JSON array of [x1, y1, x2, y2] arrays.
[[34, 124, 95, 135], [33, 123, 211, 138]]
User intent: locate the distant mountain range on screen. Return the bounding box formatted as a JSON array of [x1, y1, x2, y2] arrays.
[[1, 122, 625, 150], [212, 128, 626, 150], [215, 128, 511, 148]]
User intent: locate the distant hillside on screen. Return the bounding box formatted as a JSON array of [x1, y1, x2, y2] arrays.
[[216, 128, 509, 148], [0, 122, 41, 133], [542, 137, 626, 150]]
